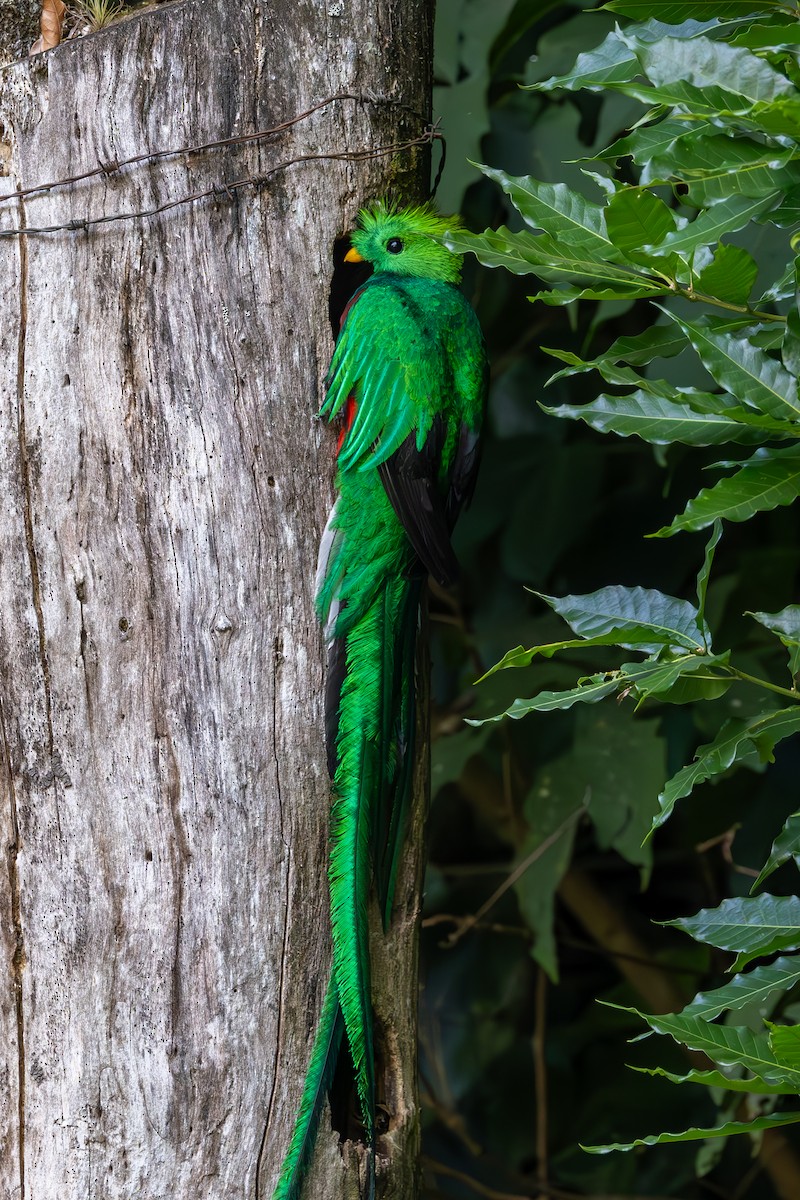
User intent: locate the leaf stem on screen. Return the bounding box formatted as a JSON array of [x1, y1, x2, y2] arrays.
[[727, 667, 799, 702], [676, 286, 787, 324]]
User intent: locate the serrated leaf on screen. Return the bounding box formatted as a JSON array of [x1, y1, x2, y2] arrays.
[[664, 895, 800, 972], [681, 958, 800, 1022], [582, 1110, 800, 1154], [652, 707, 800, 832], [544, 391, 769, 447], [695, 243, 758, 305], [632, 1064, 797, 1095], [751, 812, 800, 893], [468, 674, 620, 725], [533, 585, 707, 651], [749, 605, 800, 681], [663, 313, 800, 423], [605, 187, 677, 253], [656, 447, 800, 537]]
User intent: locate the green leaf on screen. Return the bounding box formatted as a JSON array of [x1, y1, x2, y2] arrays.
[[654, 193, 783, 255], [533, 585, 708, 651], [696, 521, 722, 635], [600, 118, 716, 167], [632, 1006, 800, 1087], [656, 447, 800, 537], [526, 28, 640, 94], [652, 707, 800, 832], [621, 654, 731, 702], [468, 674, 620, 725], [782, 312, 800, 378], [582, 1111, 800, 1154], [475, 164, 618, 256], [663, 313, 800, 423], [528, 282, 666, 304], [695, 243, 758, 305], [648, 134, 800, 206], [664, 895, 800, 972], [730, 17, 800, 52], [516, 784, 584, 980], [633, 1064, 797, 1095], [431, 724, 492, 792], [478, 633, 650, 681], [445, 226, 662, 294], [592, 324, 688, 367], [604, 2, 790, 19], [544, 390, 769, 447], [748, 605, 800, 680], [751, 812, 800, 893], [626, 30, 795, 105], [606, 76, 765, 120], [681, 958, 800, 1021], [770, 1024, 800, 1072], [574, 707, 664, 882], [605, 187, 677, 253], [750, 95, 800, 141]]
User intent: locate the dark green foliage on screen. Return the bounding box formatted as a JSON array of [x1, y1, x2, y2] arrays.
[[426, 1, 800, 1195]]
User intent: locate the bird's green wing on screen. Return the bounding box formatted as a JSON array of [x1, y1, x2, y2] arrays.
[[320, 279, 442, 471]]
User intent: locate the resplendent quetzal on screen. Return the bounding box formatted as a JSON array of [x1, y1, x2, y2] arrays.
[[273, 202, 488, 1200]]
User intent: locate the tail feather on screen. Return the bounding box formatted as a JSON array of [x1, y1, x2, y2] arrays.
[[328, 596, 383, 1140], [374, 578, 421, 928], [272, 975, 344, 1200]]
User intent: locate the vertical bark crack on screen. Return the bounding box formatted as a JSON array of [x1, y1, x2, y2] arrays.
[[254, 655, 292, 1200], [0, 690, 25, 1198], [16, 196, 55, 756], [10, 193, 32, 1200]]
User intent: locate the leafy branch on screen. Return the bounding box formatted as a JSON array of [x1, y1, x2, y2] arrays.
[[451, 0, 800, 1159]]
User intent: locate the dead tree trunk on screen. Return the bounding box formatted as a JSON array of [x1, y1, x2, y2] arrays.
[[0, 2, 432, 1196]]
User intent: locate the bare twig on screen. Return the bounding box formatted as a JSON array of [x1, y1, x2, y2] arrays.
[[434, 806, 586, 948]]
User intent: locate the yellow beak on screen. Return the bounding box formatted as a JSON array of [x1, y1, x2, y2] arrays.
[[344, 246, 365, 264]]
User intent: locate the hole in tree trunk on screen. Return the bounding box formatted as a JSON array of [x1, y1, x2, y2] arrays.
[[329, 236, 372, 336]]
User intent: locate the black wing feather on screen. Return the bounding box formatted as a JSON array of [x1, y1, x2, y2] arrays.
[[378, 417, 460, 588]]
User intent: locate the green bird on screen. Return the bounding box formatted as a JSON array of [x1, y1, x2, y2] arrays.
[[273, 201, 487, 1200]]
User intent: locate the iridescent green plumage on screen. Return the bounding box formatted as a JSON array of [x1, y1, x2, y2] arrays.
[[273, 201, 487, 1200]]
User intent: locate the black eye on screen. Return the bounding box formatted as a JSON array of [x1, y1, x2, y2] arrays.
[[386, 238, 404, 254]]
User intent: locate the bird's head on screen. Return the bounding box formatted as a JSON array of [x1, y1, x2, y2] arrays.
[[345, 201, 465, 283]]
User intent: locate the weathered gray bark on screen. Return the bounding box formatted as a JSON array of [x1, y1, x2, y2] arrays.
[[0, 2, 431, 1196]]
